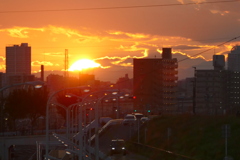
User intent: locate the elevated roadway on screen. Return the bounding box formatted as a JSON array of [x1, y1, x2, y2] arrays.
[[0, 134, 60, 160]]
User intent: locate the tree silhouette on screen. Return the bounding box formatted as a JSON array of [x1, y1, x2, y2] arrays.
[[4, 86, 48, 134]]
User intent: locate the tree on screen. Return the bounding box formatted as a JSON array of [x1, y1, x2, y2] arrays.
[[4, 89, 29, 131], [4, 86, 49, 134], [26, 86, 49, 134]]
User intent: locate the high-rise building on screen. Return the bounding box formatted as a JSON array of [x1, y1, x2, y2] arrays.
[[227, 71, 240, 113], [116, 74, 133, 91], [5, 43, 33, 85], [195, 69, 228, 114], [193, 52, 240, 115], [227, 45, 240, 72], [213, 55, 225, 70], [6, 43, 31, 75], [133, 48, 178, 114]]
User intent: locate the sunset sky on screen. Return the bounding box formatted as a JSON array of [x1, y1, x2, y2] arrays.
[[1, 0, 240, 82]]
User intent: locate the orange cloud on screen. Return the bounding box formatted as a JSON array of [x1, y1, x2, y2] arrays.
[[177, 51, 208, 61], [119, 63, 133, 67], [1, 27, 44, 38], [32, 61, 54, 67], [210, 10, 230, 16], [0, 56, 6, 62], [100, 66, 111, 69], [0, 64, 5, 70], [117, 43, 147, 52], [43, 52, 64, 57], [177, 0, 206, 5], [107, 30, 149, 39], [47, 25, 103, 43]]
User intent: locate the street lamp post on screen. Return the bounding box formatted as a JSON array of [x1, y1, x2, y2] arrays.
[[93, 91, 119, 160], [193, 67, 196, 114], [64, 89, 120, 160], [45, 86, 90, 159], [107, 93, 128, 119], [51, 103, 70, 139], [70, 104, 78, 136], [64, 94, 92, 160], [75, 90, 118, 160]]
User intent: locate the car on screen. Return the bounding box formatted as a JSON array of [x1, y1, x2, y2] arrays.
[[140, 117, 149, 123], [110, 139, 126, 156], [132, 113, 144, 120], [122, 114, 137, 125]]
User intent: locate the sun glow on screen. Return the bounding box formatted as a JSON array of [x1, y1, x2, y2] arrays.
[[69, 59, 101, 71]]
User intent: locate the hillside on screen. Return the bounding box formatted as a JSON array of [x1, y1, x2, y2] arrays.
[[131, 114, 240, 160]]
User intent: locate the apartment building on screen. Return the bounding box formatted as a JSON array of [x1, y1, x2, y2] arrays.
[[133, 48, 178, 114]]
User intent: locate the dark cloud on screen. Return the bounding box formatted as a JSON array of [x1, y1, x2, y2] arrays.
[[147, 49, 162, 58], [95, 57, 120, 67], [121, 57, 133, 64], [173, 45, 201, 50]]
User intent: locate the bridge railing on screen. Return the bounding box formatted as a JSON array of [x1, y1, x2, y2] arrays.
[[89, 119, 123, 142]]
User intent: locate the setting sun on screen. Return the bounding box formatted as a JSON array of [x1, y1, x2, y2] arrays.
[[69, 59, 101, 71]]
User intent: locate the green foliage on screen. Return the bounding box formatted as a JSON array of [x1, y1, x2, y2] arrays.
[[135, 114, 240, 160]]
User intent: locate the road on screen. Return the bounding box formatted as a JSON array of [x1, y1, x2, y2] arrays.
[[11, 145, 36, 160], [98, 122, 149, 160], [1, 121, 149, 160], [110, 153, 150, 160], [0, 134, 59, 160]]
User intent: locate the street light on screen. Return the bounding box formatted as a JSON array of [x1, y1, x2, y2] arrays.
[[0, 81, 45, 92], [106, 92, 130, 119], [193, 67, 196, 114], [76, 89, 118, 160], [59, 89, 118, 160], [45, 86, 91, 159], [51, 103, 70, 139], [93, 91, 121, 160]]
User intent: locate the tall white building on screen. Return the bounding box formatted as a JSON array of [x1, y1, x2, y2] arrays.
[[227, 45, 240, 71]]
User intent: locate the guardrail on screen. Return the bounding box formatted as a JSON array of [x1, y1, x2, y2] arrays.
[[89, 119, 123, 142], [72, 119, 98, 141], [51, 119, 122, 160]]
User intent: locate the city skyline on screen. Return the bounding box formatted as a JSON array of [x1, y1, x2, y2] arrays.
[[1, 0, 240, 82]]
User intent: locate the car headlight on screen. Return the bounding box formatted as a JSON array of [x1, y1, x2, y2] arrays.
[[111, 147, 115, 150], [122, 147, 125, 150]]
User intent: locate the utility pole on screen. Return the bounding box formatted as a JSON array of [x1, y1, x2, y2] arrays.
[[64, 49, 69, 88], [193, 67, 196, 114], [222, 124, 231, 160]]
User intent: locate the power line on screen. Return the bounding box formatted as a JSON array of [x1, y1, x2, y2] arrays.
[[178, 35, 240, 63], [115, 35, 240, 85], [0, 0, 239, 13]]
